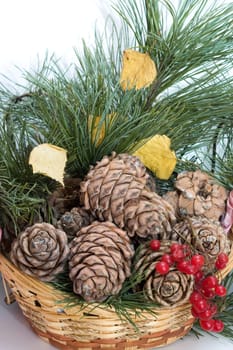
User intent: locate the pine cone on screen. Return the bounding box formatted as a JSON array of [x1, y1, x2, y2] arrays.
[[134, 241, 194, 306], [124, 190, 176, 239], [69, 221, 134, 302], [164, 170, 228, 221], [10, 223, 69, 282], [80, 152, 151, 226], [170, 217, 231, 267], [57, 207, 94, 240], [48, 177, 81, 218], [80, 153, 175, 239]]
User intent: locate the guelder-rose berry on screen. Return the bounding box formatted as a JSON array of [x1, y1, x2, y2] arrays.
[[217, 252, 229, 264], [199, 319, 215, 331], [155, 261, 170, 275], [191, 254, 205, 268], [171, 248, 185, 262], [161, 254, 173, 266], [192, 298, 208, 313], [170, 243, 181, 252], [201, 276, 218, 290], [215, 259, 227, 270], [150, 239, 161, 251], [213, 319, 224, 332], [189, 291, 202, 304], [215, 285, 227, 297]]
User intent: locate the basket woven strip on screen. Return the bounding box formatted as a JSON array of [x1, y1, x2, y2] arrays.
[[1, 248, 233, 350]]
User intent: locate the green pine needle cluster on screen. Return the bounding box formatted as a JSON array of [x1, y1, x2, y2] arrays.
[[1, 0, 233, 339]]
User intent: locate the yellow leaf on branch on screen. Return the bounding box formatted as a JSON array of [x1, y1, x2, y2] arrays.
[[133, 135, 177, 180], [120, 49, 157, 90], [29, 143, 67, 185], [88, 114, 115, 146]]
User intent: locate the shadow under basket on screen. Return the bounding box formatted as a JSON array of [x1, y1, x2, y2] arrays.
[[1, 249, 233, 350]]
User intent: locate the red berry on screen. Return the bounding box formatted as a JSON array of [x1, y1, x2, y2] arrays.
[[171, 248, 185, 262], [209, 303, 218, 317], [189, 291, 202, 304], [201, 288, 216, 299], [177, 260, 190, 273], [191, 254, 205, 268], [155, 261, 170, 275], [192, 298, 208, 313], [199, 319, 215, 331], [170, 243, 182, 253], [195, 270, 204, 283], [184, 263, 199, 275], [177, 260, 198, 274], [213, 319, 224, 333], [215, 285, 227, 297], [199, 309, 213, 321], [215, 260, 227, 270], [150, 239, 161, 251], [201, 275, 218, 290], [191, 306, 200, 318], [161, 254, 173, 266], [217, 252, 229, 264]]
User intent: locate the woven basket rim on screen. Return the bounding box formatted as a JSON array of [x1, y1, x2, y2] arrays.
[[1, 244, 233, 312], [1, 246, 233, 350]]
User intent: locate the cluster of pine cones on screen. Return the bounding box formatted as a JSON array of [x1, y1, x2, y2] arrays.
[[10, 153, 232, 306]]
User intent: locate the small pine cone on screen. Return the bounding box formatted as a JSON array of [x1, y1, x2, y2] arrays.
[[80, 152, 151, 226], [170, 217, 231, 266], [134, 241, 194, 306], [166, 170, 228, 221], [57, 207, 94, 240], [69, 221, 134, 302], [10, 223, 69, 282], [124, 190, 176, 239], [48, 177, 81, 218]]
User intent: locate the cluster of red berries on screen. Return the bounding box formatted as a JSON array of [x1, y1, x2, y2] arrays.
[[150, 239, 229, 333]]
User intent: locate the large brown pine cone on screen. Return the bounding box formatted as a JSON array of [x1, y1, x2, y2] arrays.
[[124, 190, 176, 239], [57, 207, 94, 240], [10, 223, 69, 282], [80, 153, 175, 239], [134, 241, 194, 306], [69, 221, 134, 302], [170, 216, 231, 267], [80, 152, 151, 225], [164, 170, 228, 221]]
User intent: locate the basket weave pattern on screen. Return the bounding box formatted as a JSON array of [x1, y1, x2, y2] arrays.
[[1, 248, 233, 350]]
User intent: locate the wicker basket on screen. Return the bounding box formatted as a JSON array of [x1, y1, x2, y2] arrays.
[[1, 248, 233, 350]]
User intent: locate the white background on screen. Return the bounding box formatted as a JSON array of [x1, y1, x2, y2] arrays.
[[0, 0, 233, 349]]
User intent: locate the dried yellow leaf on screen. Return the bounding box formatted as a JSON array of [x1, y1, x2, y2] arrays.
[[88, 114, 115, 146], [120, 49, 157, 90], [133, 135, 177, 180], [29, 143, 67, 185]]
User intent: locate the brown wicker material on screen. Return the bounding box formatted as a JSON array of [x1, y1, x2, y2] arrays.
[[1, 248, 233, 350]]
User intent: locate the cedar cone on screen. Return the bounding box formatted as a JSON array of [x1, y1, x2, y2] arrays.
[[124, 190, 176, 239], [170, 216, 231, 267], [80, 152, 151, 225], [57, 207, 94, 240], [69, 221, 134, 302], [48, 177, 81, 218], [10, 223, 69, 282], [163, 170, 228, 221], [134, 241, 194, 306], [80, 153, 175, 239]]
